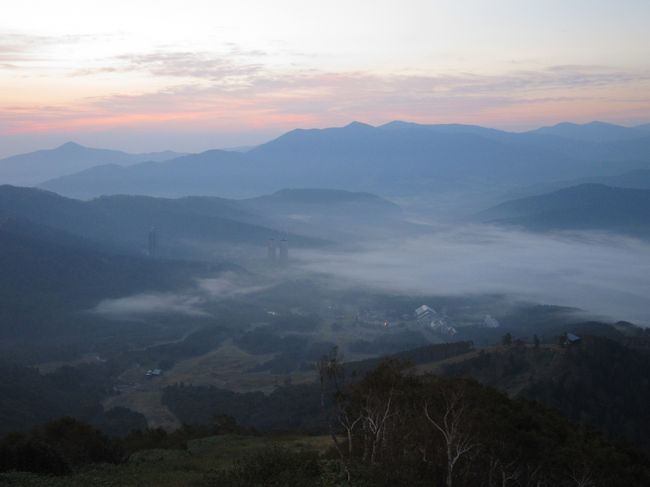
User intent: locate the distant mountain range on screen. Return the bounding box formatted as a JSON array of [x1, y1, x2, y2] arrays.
[[40, 149, 250, 199], [0, 184, 417, 355], [0, 186, 413, 260], [0, 142, 185, 186], [526, 121, 650, 142], [504, 168, 650, 200], [33, 121, 650, 200], [479, 183, 650, 237], [0, 186, 324, 260]]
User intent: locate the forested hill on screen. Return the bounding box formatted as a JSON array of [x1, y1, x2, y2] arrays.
[[479, 184, 650, 237], [2, 361, 649, 486], [443, 335, 650, 449], [0, 214, 238, 367], [0, 185, 320, 256], [0, 216, 229, 338]]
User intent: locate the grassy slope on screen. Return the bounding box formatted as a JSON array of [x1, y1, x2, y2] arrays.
[[0, 434, 331, 487]]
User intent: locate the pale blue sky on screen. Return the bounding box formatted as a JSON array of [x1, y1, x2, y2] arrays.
[[1, 0, 649, 155]]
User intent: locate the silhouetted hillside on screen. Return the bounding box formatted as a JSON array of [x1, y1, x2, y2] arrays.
[[479, 184, 650, 237], [38, 122, 650, 199], [0, 362, 146, 436], [527, 121, 648, 142], [0, 186, 320, 257], [40, 149, 248, 199], [584, 168, 650, 189], [0, 215, 232, 340], [245, 188, 399, 207], [0, 142, 184, 186], [444, 335, 650, 448], [509, 168, 650, 200], [246, 122, 591, 192], [238, 188, 418, 241]]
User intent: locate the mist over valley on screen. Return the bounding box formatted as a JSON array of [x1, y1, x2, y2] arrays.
[[2, 3, 650, 483]]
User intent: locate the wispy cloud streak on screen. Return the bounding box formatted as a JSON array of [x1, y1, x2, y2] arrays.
[[3, 61, 649, 136], [92, 272, 272, 319]]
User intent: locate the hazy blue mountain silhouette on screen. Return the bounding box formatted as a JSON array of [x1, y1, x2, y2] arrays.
[[237, 188, 420, 241], [0, 186, 321, 258], [38, 121, 650, 199], [506, 168, 650, 200], [40, 149, 249, 199], [0, 213, 236, 341], [526, 121, 648, 142], [479, 183, 650, 237], [243, 188, 399, 207], [0, 142, 185, 186]]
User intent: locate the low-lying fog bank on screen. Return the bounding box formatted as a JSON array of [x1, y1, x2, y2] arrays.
[[91, 272, 272, 320], [88, 225, 650, 326], [293, 225, 650, 325]]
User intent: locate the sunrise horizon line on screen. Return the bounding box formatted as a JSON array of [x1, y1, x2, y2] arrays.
[[3, 117, 650, 159]]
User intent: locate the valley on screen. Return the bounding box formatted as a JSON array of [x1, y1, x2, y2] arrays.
[[1, 121, 650, 486]]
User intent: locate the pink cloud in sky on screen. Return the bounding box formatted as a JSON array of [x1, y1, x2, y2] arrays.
[[1, 63, 649, 155]]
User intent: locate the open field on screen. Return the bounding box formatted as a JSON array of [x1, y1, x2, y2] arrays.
[[0, 434, 332, 487], [103, 389, 181, 431]]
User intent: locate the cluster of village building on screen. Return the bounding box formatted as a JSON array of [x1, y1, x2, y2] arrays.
[[354, 304, 502, 338]]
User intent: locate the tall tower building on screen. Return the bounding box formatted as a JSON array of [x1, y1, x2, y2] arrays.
[[267, 238, 277, 262], [279, 238, 288, 265], [148, 227, 158, 257]]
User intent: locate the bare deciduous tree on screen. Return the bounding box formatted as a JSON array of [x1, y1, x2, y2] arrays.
[[569, 463, 595, 487], [316, 347, 351, 479], [360, 386, 395, 464], [337, 407, 363, 458], [487, 457, 522, 487], [424, 385, 479, 487]]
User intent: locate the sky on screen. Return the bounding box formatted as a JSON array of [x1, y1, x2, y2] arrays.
[[1, 0, 650, 156]]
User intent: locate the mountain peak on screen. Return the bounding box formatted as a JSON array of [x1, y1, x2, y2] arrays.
[[379, 120, 413, 129], [344, 121, 374, 130], [56, 141, 85, 150]]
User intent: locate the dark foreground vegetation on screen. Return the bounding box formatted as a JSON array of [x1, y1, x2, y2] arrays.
[[1, 357, 648, 486], [444, 335, 650, 450], [315, 358, 649, 487]]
